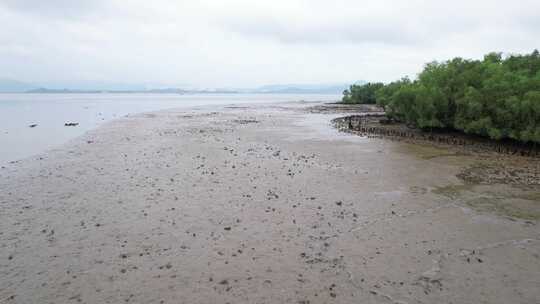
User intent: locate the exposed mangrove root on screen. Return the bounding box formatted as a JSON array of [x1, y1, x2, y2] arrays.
[[333, 115, 540, 158]]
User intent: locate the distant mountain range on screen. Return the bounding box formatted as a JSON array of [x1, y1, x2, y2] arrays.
[[246, 83, 361, 94], [0, 79, 363, 94], [0, 79, 37, 92], [25, 88, 239, 94]]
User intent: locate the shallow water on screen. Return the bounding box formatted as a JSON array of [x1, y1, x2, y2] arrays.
[[0, 93, 339, 164]]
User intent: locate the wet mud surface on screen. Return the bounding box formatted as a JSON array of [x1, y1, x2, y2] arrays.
[[1, 102, 539, 303]]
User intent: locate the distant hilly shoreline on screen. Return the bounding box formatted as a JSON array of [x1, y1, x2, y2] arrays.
[[0, 79, 363, 94], [23, 88, 240, 94]]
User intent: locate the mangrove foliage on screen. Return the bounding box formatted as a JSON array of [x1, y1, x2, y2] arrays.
[[342, 50, 540, 143]]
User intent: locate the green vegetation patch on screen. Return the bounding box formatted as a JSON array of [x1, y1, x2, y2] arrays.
[[433, 183, 540, 220], [342, 82, 384, 104], [432, 184, 474, 199], [466, 196, 540, 221], [403, 144, 464, 160]]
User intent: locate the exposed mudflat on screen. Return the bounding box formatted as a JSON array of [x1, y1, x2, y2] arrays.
[[1, 102, 539, 304]]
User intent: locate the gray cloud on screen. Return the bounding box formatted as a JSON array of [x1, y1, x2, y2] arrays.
[[220, 16, 421, 45], [0, 0, 105, 18], [0, 0, 538, 87], [214, 1, 537, 47]]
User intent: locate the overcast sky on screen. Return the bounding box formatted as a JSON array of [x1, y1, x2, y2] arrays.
[[0, 0, 538, 88]]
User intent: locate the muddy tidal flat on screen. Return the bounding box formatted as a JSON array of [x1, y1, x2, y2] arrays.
[[1, 102, 539, 303]]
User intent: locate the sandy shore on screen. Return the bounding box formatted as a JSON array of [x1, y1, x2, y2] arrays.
[[1, 102, 539, 303]]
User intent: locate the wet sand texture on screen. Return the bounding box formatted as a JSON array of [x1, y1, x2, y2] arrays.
[[1, 103, 539, 303]]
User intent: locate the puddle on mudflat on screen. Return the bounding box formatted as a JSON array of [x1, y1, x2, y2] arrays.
[[287, 113, 368, 142]]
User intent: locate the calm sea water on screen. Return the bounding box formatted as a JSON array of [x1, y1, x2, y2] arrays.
[[0, 93, 339, 164]]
